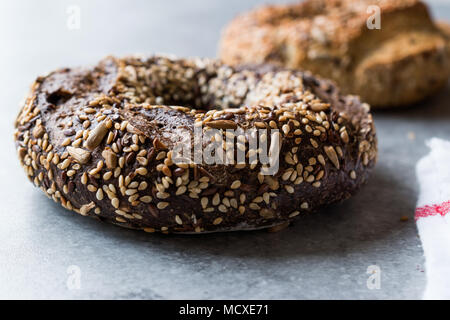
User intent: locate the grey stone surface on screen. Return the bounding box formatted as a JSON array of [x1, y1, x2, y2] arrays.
[[0, 0, 448, 299]]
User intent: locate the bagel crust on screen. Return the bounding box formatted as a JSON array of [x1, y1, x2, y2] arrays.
[[14, 55, 377, 233], [219, 0, 450, 108]]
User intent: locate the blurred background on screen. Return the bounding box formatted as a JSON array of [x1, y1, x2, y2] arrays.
[[0, 0, 449, 299], [1, 0, 449, 94], [1, 0, 449, 113]]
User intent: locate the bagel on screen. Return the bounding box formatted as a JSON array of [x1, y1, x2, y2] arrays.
[[219, 0, 450, 108], [14, 55, 377, 233]]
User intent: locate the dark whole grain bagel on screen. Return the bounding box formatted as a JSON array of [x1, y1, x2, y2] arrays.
[[14, 55, 377, 234]]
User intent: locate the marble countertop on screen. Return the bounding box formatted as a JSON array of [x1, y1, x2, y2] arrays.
[[0, 0, 449, 299]]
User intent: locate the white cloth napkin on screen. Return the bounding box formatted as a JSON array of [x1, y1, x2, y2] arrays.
[[416, 138, 450, 300]]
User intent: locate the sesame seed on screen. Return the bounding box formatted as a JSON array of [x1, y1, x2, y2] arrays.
[[176, 186, 187, 195], [135, 167, 148, 175], [96, 188, 104, 200], [289, 211, 300, 218], [157, 202, 169, 209], [230, 180, 241, 189], [60, 158, 71, 170], [285, 185, 294, 193], [103, 171, 112, 180], [340, 131, 349, 143], [140, 196, 152, 203], [125, 189, 137, 196], [199, 197, 208, 208], [212, 193, 220, 206]]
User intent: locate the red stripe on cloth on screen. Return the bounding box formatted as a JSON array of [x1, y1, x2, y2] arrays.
[[415, 200, 450, 221]]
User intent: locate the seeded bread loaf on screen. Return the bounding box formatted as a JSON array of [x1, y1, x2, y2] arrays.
[[14, 55, 377, 234], [219, 0, 450, 108]]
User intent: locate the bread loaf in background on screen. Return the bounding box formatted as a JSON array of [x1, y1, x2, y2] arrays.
[[219, 0, 450, 108]]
